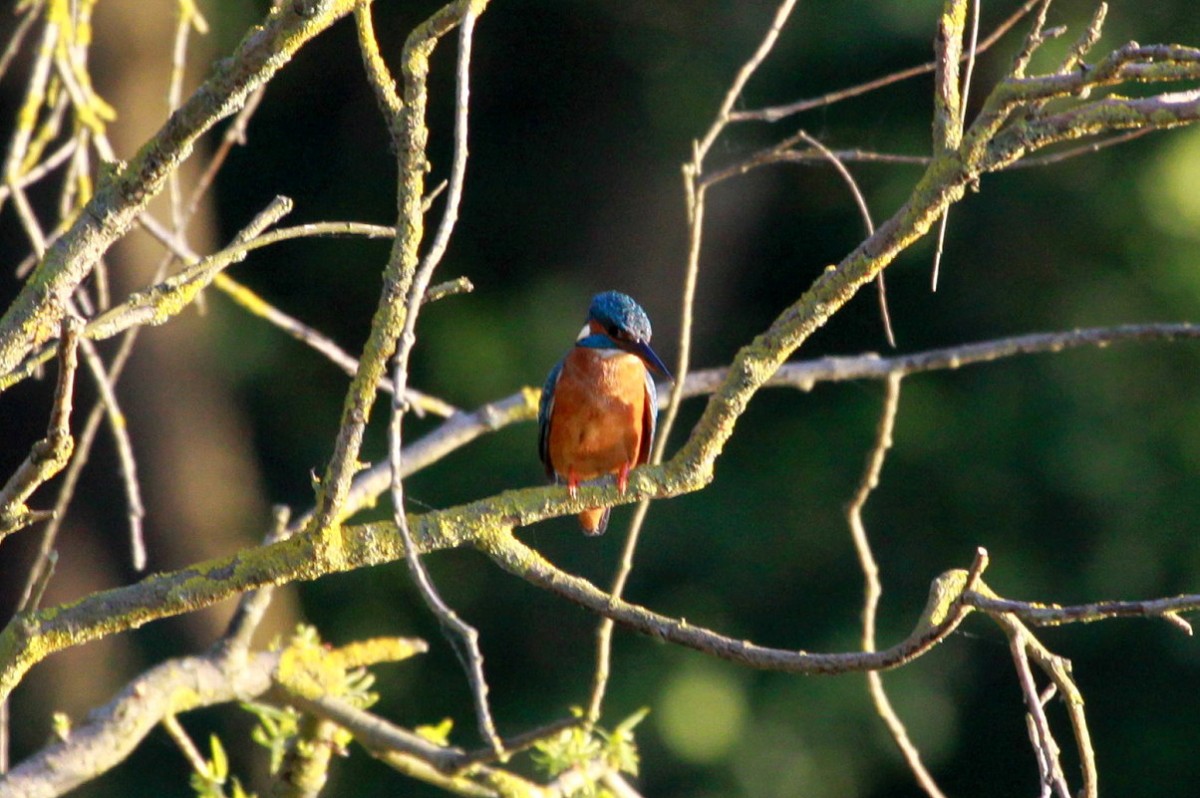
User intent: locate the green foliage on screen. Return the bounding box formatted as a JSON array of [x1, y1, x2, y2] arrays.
[[50, 712, 70, 742], [531, 709, 647, 797], [243, 702, 301, 776], [597, 708, 649, 777], [415, 717, 455, 746], [274, 624, 380, 708], [188, 734, 254, 798]]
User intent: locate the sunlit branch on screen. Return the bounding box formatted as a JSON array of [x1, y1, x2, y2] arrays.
[[0, 0, 362, 381], [0, 317, 80, 541], [846, 374, 946, 798], [729, 0, 1043, 123], [592, 0, 799, 723]]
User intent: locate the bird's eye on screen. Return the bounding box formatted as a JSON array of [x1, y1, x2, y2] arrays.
[[607, 324, 621, 339]]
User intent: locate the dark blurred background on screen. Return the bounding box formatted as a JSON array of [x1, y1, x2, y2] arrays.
[[2, 0, 1200, 795]]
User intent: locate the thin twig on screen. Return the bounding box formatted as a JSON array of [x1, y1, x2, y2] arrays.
[[0, 317, 81, 538], [484, 536, 990, 676], [795, 130, 894, 346], [218, 506, 293, 656], [695, 0, 798, 160], [846, 374, 948, 798], [165, 0, 210, 228], [0, 1, 42, 82], [959, 0, 983, 124], [700, 146, 930, 189], [0, 139, 77, 205], [931, 0, 982, 292], [966, 591, 1199, 633], [287, 692, 463, 772], [676, 322, 1200, 399], [589, 0, 800, 724], [930, 0, 971, 291], [1011, 127, 1153, 167], [378, 0, 502, 755], [1008, 630, 1072, 798], [185, 86, 266, 222], [14, 322, 146, 614], [75, 330, 147, 570], [1060, 2, 1107, 74], [137, 212, 462, 415], [87, 219, 394, 337], [0, 316, 81, 773], [162, 714, 213, 784], [0, 15, 56, 235], [730, 0, 1043, 123], [973, 582, 1099, 798]]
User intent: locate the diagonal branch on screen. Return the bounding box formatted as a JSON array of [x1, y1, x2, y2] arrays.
[[729, 0, 1044, 123], [0, 0, 361, 382]]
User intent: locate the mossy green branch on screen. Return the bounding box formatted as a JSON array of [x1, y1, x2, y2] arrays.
[[0, 69, 1017, 706], [0, 648, 279, 797], [309, 1, 461, 537], [0, 0, 360, 384], [983, 89, 1200, 170], [675, 159, 970, 477], [0, 626, 428, 797], [933, 0, 968, 155], [0, 220, 398, 393], [0, 456, 957, 704], [4, 64, 1197, 706]]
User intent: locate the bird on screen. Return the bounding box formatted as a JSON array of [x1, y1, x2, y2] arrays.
[[538, 291, 672, 535]]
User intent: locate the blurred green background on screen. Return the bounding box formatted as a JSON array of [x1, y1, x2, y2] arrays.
[[2, 0, 1200, 795]]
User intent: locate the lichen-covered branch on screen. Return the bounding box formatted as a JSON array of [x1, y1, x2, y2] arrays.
[[0, 317, 79, 540], [0, 649, 279, 798], [0, 0, 360, 382], [2, 5, 1200, 794], [3, 319, 1198, 705]]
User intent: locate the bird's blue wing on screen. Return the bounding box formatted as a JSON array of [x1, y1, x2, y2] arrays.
[[538, 359, 563, 480], [638, 367, 658, 466]]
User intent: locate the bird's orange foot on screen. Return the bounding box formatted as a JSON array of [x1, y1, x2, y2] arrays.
[[617, 463, 631, 494], [567, 466, 579, 499]]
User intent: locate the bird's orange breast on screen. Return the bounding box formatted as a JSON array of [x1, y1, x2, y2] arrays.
[[547, 348, 650, 482]]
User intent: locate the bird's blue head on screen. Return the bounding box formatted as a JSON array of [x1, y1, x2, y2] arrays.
[[579, 290, 672, 378]]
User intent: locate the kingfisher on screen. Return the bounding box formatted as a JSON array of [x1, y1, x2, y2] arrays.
[[538, 291, 672, 535]]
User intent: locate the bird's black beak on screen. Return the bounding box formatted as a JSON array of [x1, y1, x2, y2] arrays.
[[629, 339, 672, 380]]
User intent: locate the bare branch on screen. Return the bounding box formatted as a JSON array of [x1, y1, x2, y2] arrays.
[[0, 316, 80, 541], [847, 375, 947, 798], [364, 0, 503, 757], [137, 211, 458, 416], [0, 0, 361, 381], [0, 650, 279, 797], [485, 532, 985, 675], [977, 585, 1099, 798], [966, 591, 1200, 632], [729, 0, 1045, 123], [1009, 630, 1072, 798], [794, 130, 894, 346], [74, 332, 147, 570], [695, 0, 798, 160]]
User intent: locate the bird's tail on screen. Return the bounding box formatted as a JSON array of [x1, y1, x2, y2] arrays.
[[579, 507, 611, 536]]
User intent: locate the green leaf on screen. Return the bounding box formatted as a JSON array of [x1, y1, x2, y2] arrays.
[[415, 717, 454, 746], [208, 734, 229, 781]]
